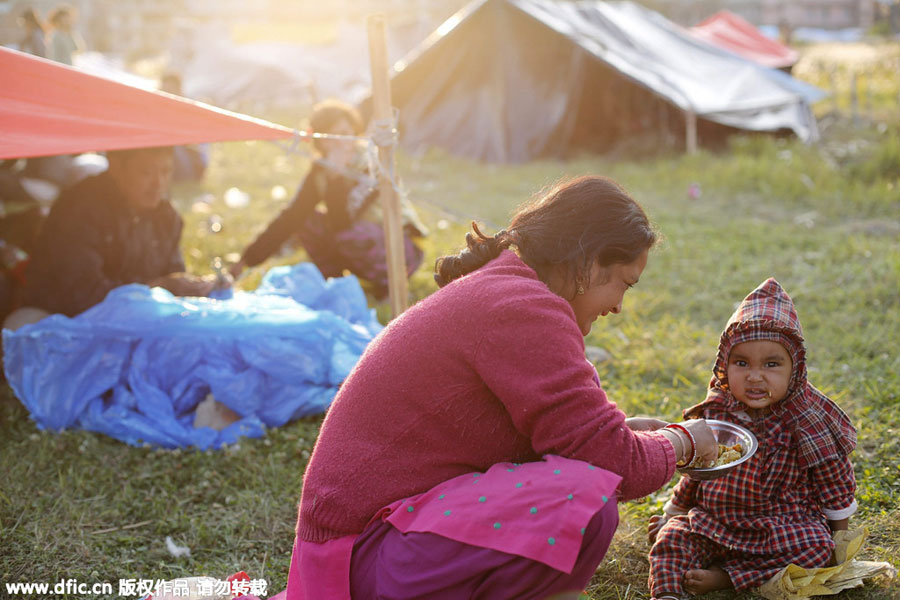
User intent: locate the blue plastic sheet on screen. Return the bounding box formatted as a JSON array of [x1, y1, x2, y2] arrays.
[[3, 263, 383, 449]]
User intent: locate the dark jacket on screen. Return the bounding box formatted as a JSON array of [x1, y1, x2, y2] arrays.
[[241, 163, 359, 268], [241, 162, 427, 269], [24, 172, 185, 316]]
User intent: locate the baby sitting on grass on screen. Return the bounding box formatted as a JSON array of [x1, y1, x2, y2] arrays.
[[646, 278, 857, 600]]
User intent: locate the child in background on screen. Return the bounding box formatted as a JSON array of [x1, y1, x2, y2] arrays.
[[647, 278, 857, 599], [47, 4, 84, 65], [229, 99, 426, 300], [17, 7, 47, 58]]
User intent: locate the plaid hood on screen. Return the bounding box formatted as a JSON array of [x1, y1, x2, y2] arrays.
[[713, 277, 807, 400], [685, 278, 856, 467]]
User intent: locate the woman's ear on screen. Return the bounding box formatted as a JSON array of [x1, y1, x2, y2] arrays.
[[574, 272, 587, 295]]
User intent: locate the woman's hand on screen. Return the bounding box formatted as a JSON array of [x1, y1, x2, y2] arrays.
[[681, 419, 718, 468], [624, 417, 668, 431], [660, 419, 719, 467]]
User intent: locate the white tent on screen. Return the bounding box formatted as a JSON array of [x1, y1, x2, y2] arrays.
[[381, 0, 826, 162]]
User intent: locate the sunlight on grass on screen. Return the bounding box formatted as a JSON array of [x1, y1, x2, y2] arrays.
[[2, 45, 899, 599]]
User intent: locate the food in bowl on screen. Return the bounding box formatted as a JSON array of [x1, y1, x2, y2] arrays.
[[677, 420, 758, 480], [714, 443, 743, 467]]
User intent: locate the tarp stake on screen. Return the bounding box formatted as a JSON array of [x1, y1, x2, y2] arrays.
[[367, 14, 408, 318], [685, 110, 698, 154]]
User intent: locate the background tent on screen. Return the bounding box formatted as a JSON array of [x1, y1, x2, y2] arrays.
[[380, 0, 825, 163], [0, 46, 295, 159], [182, 20, 434, 111], [690, 11, 799, 70]]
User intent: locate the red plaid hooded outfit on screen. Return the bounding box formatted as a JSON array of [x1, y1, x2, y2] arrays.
[[648, 279, 857, 597]]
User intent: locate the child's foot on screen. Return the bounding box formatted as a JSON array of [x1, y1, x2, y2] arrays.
[[683, 567, 733, 594]]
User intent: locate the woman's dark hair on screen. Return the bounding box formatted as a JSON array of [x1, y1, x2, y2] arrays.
[[309, 99, 364, 153], [434, 176, 658, 290]]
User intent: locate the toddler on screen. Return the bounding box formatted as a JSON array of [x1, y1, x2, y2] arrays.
[[647, 278, 857, 599]]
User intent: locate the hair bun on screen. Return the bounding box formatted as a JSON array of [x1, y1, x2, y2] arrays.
[[434, 222, 513, 287]]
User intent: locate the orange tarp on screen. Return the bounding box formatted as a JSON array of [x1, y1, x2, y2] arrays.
[[0, 46, 295, 159]]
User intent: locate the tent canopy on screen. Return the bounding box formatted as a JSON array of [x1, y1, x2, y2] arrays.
[[0, 46, 295, 160], [383, 0, 824, 163], [690, 11, 799, 69], [182, 21, 431, 110]]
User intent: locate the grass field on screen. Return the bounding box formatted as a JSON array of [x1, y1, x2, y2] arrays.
[[2, 45, 899, 599]]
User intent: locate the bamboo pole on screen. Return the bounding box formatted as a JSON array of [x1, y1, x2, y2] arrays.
[[685, 109, 697, 154], [367, 15, 408, 318]]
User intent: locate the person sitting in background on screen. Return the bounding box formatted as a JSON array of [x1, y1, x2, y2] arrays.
[[229, 99, 426, 300], [0, 160, 45, 326], [17, 7, 47, 58], [159, 71, 210, 182], [5, 147, 222, 329], [47, 4, 84, 65]]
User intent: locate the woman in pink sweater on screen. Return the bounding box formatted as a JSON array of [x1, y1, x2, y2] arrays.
[[285, 175, 718, 599]]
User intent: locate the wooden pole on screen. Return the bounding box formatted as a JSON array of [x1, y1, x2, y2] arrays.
[[367, 15, 408, 318], [685, 109, 697, 154]]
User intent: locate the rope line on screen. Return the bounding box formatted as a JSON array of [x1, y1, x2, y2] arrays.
[[364, 109, 404, 203], [266, 109, 499, 230]]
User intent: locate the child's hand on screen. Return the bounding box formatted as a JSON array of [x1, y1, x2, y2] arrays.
[[648, 513, 671, 545]]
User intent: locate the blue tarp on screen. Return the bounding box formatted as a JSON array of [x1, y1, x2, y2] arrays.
[[3, 263, 382, 449]]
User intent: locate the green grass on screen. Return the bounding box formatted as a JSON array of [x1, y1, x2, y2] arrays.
[[3, 63, 900, 600], [795, 41, 900, 119]]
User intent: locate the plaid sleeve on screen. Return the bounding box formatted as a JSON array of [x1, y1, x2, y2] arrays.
[[667, 476, 700, 513], [809, 455, 857, 520]]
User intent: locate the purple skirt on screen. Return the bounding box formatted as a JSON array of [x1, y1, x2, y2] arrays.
[[286, 456, 622, 600], [298, 212, 423, 299]]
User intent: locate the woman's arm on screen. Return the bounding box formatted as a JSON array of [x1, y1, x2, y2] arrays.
[[625, 417, 668, 431], [471, 293, 680, 500], [239, 168, 322, 268], [164, 209, 187, 274]]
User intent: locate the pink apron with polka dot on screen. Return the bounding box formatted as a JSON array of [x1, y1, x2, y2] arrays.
[[285, 455, 621, 599], [381, 455, 620, 574]]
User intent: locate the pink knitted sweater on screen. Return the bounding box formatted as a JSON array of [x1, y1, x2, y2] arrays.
[[297, 250, 676, 543]]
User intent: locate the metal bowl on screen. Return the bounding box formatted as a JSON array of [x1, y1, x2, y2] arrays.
[[676, 419, 758, 481]]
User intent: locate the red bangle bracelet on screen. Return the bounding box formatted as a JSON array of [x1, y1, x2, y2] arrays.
[[665, 423, 696, 467]]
